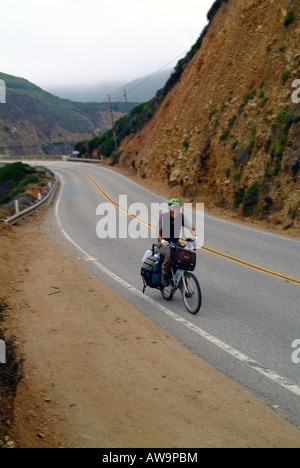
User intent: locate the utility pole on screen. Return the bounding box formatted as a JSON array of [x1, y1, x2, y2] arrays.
[[108, 94, 118, 151], [124, 89, 129, 115]]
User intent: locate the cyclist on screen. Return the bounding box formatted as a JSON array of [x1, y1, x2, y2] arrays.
[[156, 198, 196, 287]]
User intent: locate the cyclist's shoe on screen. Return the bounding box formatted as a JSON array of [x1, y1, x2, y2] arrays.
[[161, 274, 170, 287]]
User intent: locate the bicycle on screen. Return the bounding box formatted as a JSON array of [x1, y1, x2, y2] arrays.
[[160, 239, 202, 315]]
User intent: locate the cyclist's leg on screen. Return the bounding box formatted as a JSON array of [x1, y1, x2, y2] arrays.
[[157, 243, 171, 286]]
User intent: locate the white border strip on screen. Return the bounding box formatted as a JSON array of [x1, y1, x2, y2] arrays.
[[54, 172, 300, 398]]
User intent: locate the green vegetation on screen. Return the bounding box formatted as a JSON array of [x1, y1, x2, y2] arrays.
[[220, 129, 230, 141], [209, 107, 217, 120], [270, 108, 299, 159], [75, 101, 153, 158], [249, 124, 256, 147], [234, 182, 260, 215], [284, 10, 295, 26], [282, 71, 290, 86], [207, 0, 228, 22], [234, 186, 246, 208], [242, 89, 257, 105], [0, 72, 137, 141], [0, 162, 36, 185], [0, 162, 45, 206], [243, 182, 259, 215]]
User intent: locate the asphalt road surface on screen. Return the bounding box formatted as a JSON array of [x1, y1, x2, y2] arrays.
[[33, 161, 300, 428]]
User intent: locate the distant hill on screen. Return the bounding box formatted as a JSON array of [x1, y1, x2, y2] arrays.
[[0, 73, 137, 156], [110, 70, 173, 103], [46, 69, 172, 103]]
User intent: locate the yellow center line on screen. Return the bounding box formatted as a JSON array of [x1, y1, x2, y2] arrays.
[[77, 168, 300, 287]]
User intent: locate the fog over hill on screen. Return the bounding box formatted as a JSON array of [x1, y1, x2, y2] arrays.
[[46, 69, 172, 103], [0, 72, 135, 156]]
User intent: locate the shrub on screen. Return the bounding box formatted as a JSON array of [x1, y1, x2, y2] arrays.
[[243, 89, 256, 105], [284, 10, 295, 26], [220, 129, 230, 141], [243, 182, 259, 215], [207, 0, 228, 22], [209, 107, 217, 120], [249, 124, 256, 147], [282, 71, 290, 86], [234, 186, 246, 207], [19, 175, 40, 187], [0, 162, 35, 185]]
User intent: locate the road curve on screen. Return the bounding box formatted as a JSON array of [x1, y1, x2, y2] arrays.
[[40, 161, 300, 429]]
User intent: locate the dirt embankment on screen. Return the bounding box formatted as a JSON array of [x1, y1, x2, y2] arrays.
[[0, 209, 300, 448]]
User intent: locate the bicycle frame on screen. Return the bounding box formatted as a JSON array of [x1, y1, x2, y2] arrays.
[[169, 267, 183, 292], [169, 267, 194, 295], [160, 239, 202, 314]]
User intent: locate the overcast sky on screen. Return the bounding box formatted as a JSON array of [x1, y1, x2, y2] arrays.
[[1, 0, 215, 90]]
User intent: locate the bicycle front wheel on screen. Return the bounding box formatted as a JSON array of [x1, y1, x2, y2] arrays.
[[181, 272, 202, 315], [160, 283, 174, 301]]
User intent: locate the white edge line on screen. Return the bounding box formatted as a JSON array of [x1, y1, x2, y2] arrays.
[[54, 172, 300, 398]]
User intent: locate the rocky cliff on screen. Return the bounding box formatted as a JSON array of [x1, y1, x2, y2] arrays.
[[119, 0, 300, 232]]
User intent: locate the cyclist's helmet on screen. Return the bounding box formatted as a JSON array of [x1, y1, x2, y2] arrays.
[[168, 198, 182, 209]]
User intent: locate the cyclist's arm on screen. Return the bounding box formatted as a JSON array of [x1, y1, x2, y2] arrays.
[[156, 214, 165, 242], [156, 231, 163, 242], [183, 215, 196, 238]]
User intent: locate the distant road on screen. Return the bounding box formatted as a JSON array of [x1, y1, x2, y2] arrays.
[[29, 161, 300, 428]]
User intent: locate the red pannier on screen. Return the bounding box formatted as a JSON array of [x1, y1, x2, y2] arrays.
[[170, 247, 196, 271]]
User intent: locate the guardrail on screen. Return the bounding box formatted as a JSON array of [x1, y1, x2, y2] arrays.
[[4, 178, 59, 225], [66, 157, 102, 163], [0, 155, 64, 161]]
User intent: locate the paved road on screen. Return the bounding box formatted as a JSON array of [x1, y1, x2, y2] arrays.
[[38, 161, 300, 428]]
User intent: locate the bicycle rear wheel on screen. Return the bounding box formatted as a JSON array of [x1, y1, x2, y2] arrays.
[[181, 272, 201, 314]]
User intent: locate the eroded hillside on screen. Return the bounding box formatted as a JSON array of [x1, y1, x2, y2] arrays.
[[0, 73, 129, 156], [119, 0, 300, 232]]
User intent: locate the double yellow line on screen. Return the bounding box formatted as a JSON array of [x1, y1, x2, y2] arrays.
[[77, 168, 300, 287]]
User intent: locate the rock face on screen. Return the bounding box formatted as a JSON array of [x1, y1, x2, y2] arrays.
[[119, 0, 300, 230]]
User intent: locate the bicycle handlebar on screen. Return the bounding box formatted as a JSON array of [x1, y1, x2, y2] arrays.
[[168, 238, 198, 251]]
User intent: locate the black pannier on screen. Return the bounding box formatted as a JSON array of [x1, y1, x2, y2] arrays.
[[170, 247, 196, 271], [141, 255, 162, 291]]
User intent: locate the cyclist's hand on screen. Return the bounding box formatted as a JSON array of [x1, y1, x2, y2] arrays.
[[161, 239, 169, 246]]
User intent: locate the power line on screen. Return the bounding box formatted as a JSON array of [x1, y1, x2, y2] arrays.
[[125, 48, 189, 97], [109, 47, 190, 105]]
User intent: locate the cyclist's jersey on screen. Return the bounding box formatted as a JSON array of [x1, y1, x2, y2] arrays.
[[158, 212, 193, 243]]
